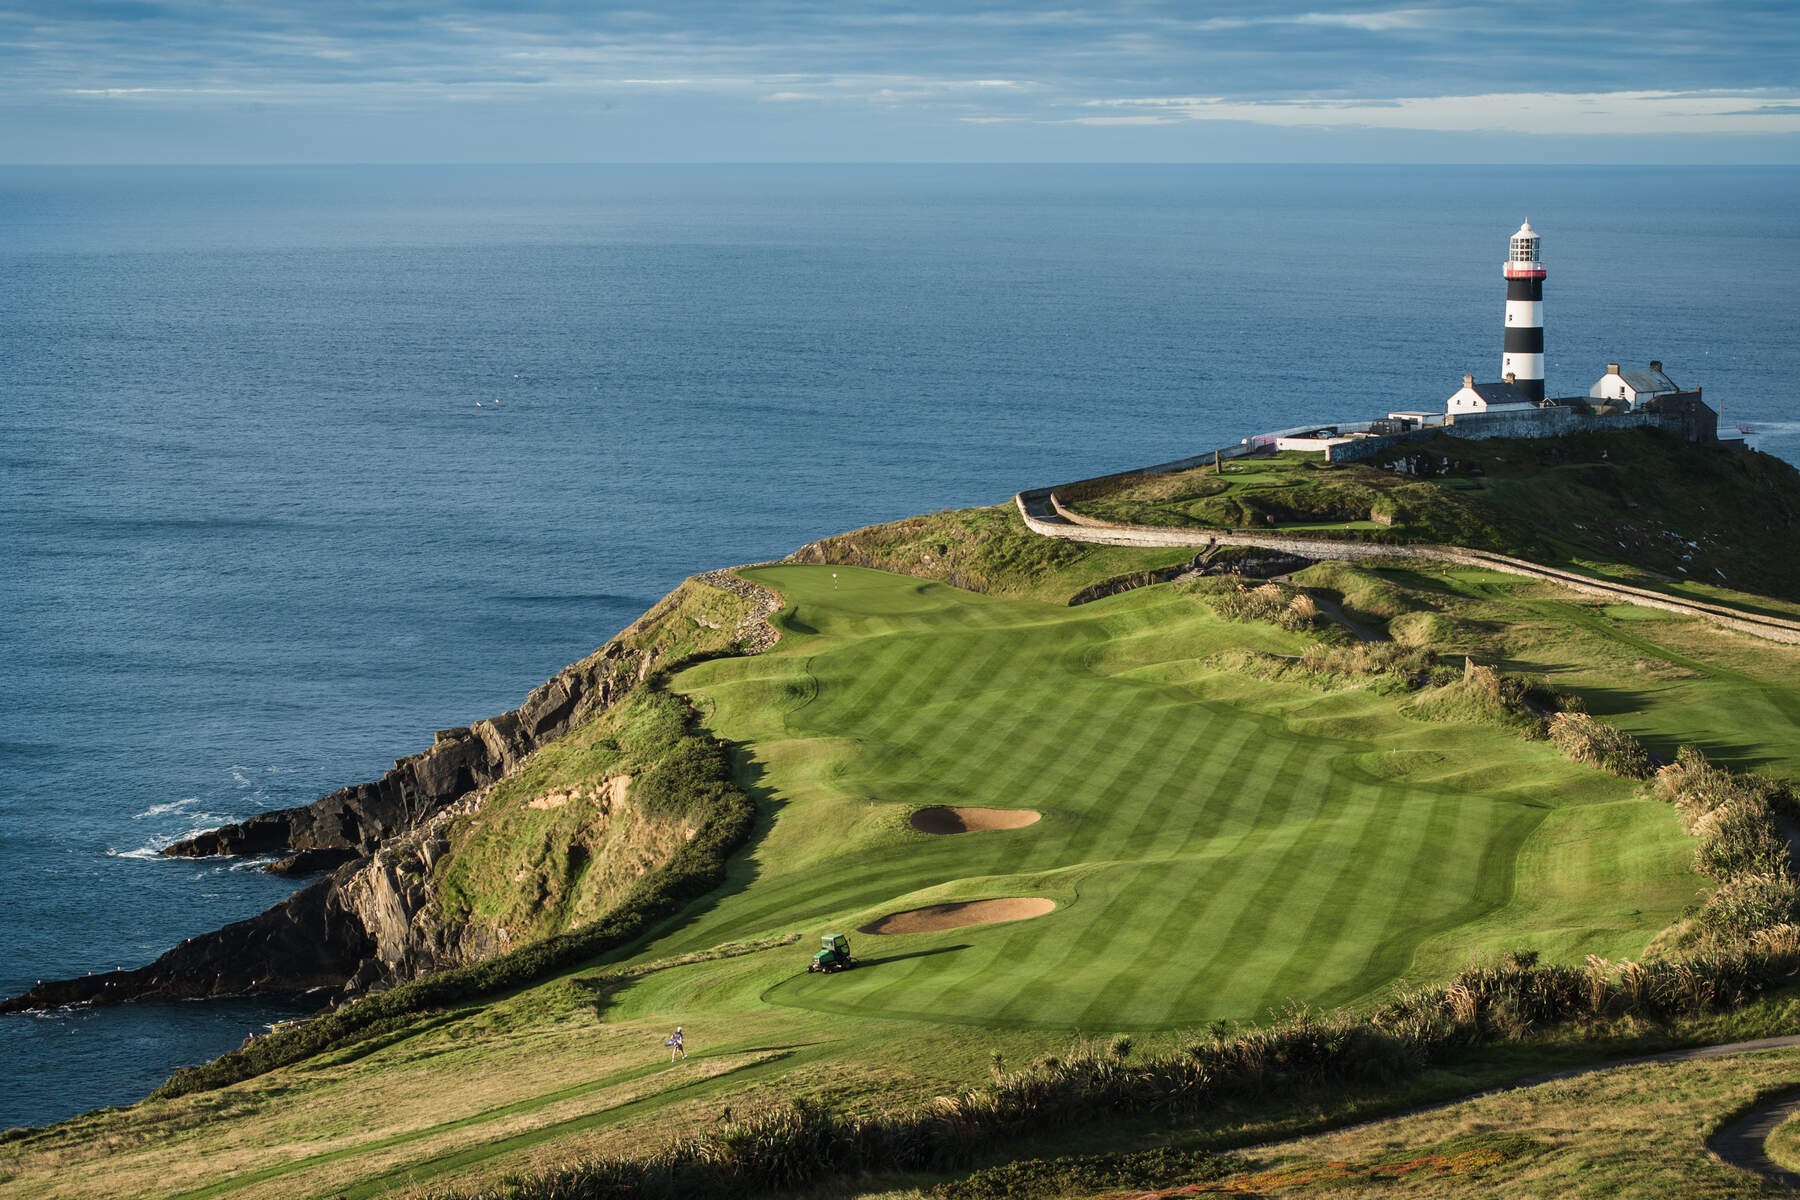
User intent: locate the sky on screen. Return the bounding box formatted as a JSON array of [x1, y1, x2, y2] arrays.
[[3, 1, 1798, 164]]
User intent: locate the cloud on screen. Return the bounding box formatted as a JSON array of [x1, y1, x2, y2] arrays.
[[5, 1, 1800, 158], [1285, 8, 1436, 32], [1080, 89, 1800, 135]]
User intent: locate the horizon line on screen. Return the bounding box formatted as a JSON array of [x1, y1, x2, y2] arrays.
[[6, 159, 1799, 169]]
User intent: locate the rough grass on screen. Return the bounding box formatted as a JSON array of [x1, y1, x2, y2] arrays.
[[1059, 431, 1800, 606], [786, 504, 1196, 602], [1143, 1045, 1800, 1199], [1065, 451, 1538, 554], [433, 689, 720, 943], [1766, 1106, 1800, 1176]]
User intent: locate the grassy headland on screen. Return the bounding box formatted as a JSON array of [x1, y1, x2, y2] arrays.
[[4, 445, 1799, 1199]]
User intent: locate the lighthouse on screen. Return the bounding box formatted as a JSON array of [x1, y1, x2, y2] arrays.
[[1502, 220, 1546, 403]]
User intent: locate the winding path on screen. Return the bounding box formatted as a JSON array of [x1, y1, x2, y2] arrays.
[[1014, 487, 1800, 645], [1712, 1086, 1800, 1191]]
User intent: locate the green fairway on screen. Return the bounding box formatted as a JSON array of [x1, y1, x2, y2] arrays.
[[666, 565, 1702, 1030]]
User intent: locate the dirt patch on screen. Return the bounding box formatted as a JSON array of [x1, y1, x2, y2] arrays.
[[859, 897, 1055, 935], [527, 774, 632, 811], [910, 806, 1041, 834]]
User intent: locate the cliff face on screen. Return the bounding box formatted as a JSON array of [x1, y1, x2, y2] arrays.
[[164, 641, 649, 862], [0, 871, 376, 1011], [1, 573, 781, 1015]]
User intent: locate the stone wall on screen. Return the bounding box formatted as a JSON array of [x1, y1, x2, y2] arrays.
[[1323, 405, 1706, 463], [1014, 489, 1800, 645]]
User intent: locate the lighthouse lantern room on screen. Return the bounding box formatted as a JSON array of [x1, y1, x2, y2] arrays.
[[1502, 220, 1546, 404]]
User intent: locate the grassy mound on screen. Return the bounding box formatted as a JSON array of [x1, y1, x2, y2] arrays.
[[788, 503, 1196, 602], [434, 689, 729, 944]]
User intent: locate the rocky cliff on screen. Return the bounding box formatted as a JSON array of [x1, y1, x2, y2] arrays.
[[0, 870, 375, 1010], [0, 572, 780, 1014], [163, 640, 649, 863]]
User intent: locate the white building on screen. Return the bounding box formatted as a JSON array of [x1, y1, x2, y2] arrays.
[[1591, 361, 1680, 410], [1445, 373, 1539, 415]]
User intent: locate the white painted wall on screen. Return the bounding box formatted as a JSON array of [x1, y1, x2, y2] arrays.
[[1501, 351, 1545, 380], [1504, 299, 1542, 328]]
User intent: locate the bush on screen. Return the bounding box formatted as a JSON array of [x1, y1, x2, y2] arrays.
[[1548, 712, 1656, 779], [1653, 747, 1800, 941], [1204, 581, 1319, 632], [1407, 659, 1557, 735]]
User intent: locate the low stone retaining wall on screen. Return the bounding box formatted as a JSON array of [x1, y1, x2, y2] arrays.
[[1325, 407, 1669, 463], [1015, 488, 1800, 645]]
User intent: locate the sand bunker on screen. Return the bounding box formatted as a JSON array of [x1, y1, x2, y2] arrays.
[[859, 897, 1055, 936], [910, 806, 1041, 835]]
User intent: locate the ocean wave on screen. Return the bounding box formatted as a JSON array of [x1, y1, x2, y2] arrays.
[[133, 796, 201, 820], [106, 846, 165, 861], [107, 818, 243, 860], [225, 855, 282, 873]]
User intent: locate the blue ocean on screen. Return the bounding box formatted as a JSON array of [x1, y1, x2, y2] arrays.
[[2, 164, 1797, 1130]]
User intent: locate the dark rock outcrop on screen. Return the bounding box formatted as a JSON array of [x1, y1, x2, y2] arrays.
[[0, 571, 786, 1014], [2, 644, 646, 1014], [267, 847, 360, 877], [163, 641, 645, 861], [0, 871, 374, 1012]]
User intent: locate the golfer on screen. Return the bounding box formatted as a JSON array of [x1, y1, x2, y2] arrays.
[[666, 1025, 686, 1061]]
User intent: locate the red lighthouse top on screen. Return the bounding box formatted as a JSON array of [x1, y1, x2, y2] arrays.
[[1503, 220, 1546, 280]]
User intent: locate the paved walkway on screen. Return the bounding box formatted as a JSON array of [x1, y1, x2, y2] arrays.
[[1711, 1084, 1800, 1191]]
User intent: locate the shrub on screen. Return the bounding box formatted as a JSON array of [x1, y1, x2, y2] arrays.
[[1651, 747, 1800, 942], [1700, 874, 1800, 941], [1547, 712, 1656, 779], [1204, 581, 1319, 632], [1407, 659, 1556, 735]]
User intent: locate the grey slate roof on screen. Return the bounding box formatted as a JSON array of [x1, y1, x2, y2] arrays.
[[1618, 367, 1677, 394], [1469, 381, 1532, 405]]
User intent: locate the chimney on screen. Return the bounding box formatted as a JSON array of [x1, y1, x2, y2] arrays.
[[1607, 363, 1620, 375], [1650, 360, 1662, 372], [1463, 373, 1474, 389]]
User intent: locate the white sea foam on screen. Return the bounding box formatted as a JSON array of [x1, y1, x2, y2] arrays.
[[133, 796, 200, 820], [225, 855, 282, 873]]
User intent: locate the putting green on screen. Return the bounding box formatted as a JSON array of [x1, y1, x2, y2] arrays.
[[669, 565, 1701, 1030]]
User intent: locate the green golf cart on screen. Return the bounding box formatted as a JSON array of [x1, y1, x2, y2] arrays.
[[808, 934, 856, 973]]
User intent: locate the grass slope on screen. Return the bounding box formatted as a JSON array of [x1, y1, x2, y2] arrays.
[[662, 564, 1696, 1029], [1121, 1045, 1800, 1199], [1064, 431, 1800, 610]]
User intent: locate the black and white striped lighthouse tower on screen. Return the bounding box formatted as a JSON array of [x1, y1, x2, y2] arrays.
[[1501, 220, 1546, 403]]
